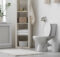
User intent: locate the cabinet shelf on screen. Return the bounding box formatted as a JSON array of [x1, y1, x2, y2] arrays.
[[17, 33, 28, 36], [17, 23, 28, 24], [17, 47, 29, 49], [17, 11, 28, 13]]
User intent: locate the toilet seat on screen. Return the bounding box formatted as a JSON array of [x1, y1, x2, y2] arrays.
[[34, 21, 51, 37], [43, 22, 51, 37]]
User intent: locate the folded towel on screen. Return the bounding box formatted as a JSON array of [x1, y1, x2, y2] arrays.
[[17, 32, 28, 35], [17, 30, 28, 33]]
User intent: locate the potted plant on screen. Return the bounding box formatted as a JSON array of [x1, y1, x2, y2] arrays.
[[41, 16, 47, 22], [0, 3, 11, 23]]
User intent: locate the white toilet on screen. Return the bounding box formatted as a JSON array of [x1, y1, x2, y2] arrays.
[[33, 22, 57, 52]]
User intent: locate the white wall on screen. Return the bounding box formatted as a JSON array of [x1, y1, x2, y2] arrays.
[[6, 0, 17, 47], [6, 0, 60, 49], [32, 0, 60, 50]]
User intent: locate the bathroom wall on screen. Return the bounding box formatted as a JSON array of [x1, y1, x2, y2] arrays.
[[32, 0, 60, 51], [6, 0, 17, 47], [6, 0, 60, 49]]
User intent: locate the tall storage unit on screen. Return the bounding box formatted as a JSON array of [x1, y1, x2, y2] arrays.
[[15, 0, 32, 48]]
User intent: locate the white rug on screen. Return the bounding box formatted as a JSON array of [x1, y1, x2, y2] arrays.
[[0, 49, 42, 56]]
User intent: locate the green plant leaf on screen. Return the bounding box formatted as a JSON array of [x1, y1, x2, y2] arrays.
[[0, 12, 3, 17], [8, 3, 11, 6], [0, 10, 1, 13], [6, 3, 11, 9], [0, 2, 11, 17]]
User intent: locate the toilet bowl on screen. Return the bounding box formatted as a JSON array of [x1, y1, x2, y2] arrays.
[[33, 21, 51, 52], [33, 36, 49, 52]]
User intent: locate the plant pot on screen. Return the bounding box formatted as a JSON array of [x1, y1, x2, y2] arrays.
[[2, 16, 7, 23]]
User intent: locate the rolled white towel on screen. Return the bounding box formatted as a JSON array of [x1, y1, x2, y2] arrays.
[[17, 30, 28, 33], [48, 46, 53, 52], [48, 46, 56, 52]]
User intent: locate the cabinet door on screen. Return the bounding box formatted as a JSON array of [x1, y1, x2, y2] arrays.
[[0, 24, 12, 48]]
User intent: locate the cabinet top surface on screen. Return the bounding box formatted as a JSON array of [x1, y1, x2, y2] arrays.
[[0, 23, 11, 26]]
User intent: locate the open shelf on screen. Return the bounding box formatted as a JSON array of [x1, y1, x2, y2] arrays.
[[17, 23, 28, 25], [17, 24, 28, 30], [17, 11, 28, 13], [17, 0, 28, 11], [15, 0, 31, 48], [17, 36, 28, 47]]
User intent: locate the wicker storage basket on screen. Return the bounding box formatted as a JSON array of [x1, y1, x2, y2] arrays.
[[19, 17, 27, 23]]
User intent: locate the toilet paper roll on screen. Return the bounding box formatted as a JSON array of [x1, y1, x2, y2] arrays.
[[48, 46, 53, 52], [48, 46, 56, 52]]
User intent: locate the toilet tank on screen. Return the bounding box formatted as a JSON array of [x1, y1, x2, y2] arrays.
[[49, 24, 57, 37]]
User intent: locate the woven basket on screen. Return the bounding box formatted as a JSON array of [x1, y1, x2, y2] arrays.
[[19, 17, 27, 23]]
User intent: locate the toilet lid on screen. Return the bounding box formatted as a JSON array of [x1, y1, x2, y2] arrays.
[[43, 22, 51, 36], [39, 21, 51, 37]]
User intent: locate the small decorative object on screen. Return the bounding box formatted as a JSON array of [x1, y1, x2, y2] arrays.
[[45, 0, 51, 4], [19, 17, 27, 23], [22, 8, 25, 11], [20, 8, 25, 11], [20, 8, 23, 11], [55, 0, 60, 3], [41, 16, 47, 22], [0, 0, 11, 23]]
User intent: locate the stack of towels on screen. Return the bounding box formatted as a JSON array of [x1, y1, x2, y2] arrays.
[[17, 30, 28, 35]]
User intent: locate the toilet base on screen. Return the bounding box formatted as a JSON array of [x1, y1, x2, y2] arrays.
[[33, 36, 48, 52]]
